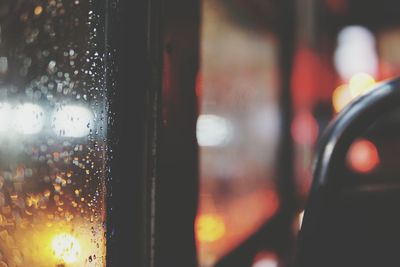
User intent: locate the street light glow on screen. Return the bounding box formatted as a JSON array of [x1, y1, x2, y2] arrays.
[[51, 233, 81, 264], [51, 105, 94, 138], [14, 103, 45, 134]]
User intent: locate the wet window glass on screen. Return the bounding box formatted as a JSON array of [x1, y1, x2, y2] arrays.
[[0, 1, 107, 266]]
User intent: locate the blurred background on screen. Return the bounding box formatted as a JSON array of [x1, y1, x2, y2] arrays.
[[195, 0, 400, 266]]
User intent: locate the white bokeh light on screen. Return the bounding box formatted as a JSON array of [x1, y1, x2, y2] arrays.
[[0, 103, 11, 132], [196, 114, 233, 147], [252, 259, 278, 267], [51, 105, 94, 138], [334, 25, 378, 80], [14, 103, 45, 134]]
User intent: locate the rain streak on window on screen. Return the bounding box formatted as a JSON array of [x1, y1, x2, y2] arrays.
[[0, 1, 109, 266]]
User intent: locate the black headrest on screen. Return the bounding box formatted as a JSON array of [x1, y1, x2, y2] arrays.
[[295, 77, 400, 267]]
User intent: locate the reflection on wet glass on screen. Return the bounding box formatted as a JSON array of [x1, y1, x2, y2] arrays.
[[0, 1, 107, 266]]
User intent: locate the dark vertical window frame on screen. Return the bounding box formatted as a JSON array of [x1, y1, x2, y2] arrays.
[[105, 0, 200, 266], [154, 0, 200, 267], [274, 0, 298, 263], [105, 0, 160, 266]]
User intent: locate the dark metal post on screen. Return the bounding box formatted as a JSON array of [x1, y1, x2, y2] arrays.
[[107, 0, 200, 266], [106, 0, 154, 266], [154, 0, 200, 266]]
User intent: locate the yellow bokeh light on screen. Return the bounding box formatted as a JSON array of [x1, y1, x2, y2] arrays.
[[333, 73, 377, 113], [51, 233, 81, 263], [34, 6, 43, 16], [196, 214, 225, 243], [348, 73, 376, 98]]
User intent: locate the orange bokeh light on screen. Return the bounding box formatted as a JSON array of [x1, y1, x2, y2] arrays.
[[332, 84, 352, 113], [347, 139, 380, 173]]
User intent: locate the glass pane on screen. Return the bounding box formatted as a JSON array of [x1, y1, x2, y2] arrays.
[[0, 1, 107, 266]]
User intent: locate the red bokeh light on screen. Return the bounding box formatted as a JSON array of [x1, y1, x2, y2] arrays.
[[291, 111, 319, 145], [347, 139, 380, 173]]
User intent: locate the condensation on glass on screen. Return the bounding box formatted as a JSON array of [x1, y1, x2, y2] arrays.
[[0, 1, 108, 266]]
